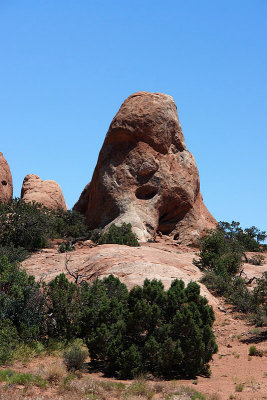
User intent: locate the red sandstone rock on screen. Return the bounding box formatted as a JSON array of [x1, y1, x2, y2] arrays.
[[22, 242, 219, 307], [73, 182, 90, 214], [75, 91, 216, 243], [21, 174, 67, 210], [0, 152, 13, 203]]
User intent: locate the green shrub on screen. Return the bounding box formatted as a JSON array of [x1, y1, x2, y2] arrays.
[[249, 345, 263, 357], [62, 340, 88, 371], [0, 199, 88, 258], [200, 271, 231, 296], [219, 221, 266, 251], [196, 221, 267, 326], [84, 276, 217, 378], [0, 320, 18, 364], [99, 381, 126, 392], [79, 274, 129, 359], [194, 221, 266, 277], [44, 273, 81, 340], [92, 223, 139, 246], [0, 245, 29, 263], [0, 256, 45, 342], [201, 269, 267, 320], [252, 272, 267, 320], [174, 386, 206, 400], [249, 345, 257, 356], [51, 209, 89, 239], [0, 199, 53, 250], [13, 341, 45, 363], [193, 225, 243, 276]]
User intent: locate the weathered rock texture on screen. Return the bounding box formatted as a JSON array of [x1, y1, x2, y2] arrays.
[[74, 182, 90, 214], [22, 242, 220, 308], [0, 152, 13, 203], [21, 174, 67, 210], [74, 91, 216, 243]]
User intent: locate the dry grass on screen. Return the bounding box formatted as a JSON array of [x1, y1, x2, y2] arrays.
[[43, 360, 67, 384]]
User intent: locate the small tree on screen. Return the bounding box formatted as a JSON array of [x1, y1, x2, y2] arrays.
[[44, 273, 81, 340], [193, 225, 243, 276]]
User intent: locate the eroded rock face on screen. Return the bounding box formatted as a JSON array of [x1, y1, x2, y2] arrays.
[[21, 174, 67, 210], [73, 182, 90, 214], [0, 152, 13, 203], [75, 91, 216, 243]]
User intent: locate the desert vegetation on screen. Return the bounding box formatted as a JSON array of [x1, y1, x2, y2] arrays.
[[0, 199, 139, 262], [0, 369, 209, 400], [0, 253, 217, 378], [90, 222, 139, 247], [0, 199, 89, 255], [194, 221, 267, 325]]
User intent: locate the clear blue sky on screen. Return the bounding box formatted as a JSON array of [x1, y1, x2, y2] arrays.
[[0, 0, 266, 233]]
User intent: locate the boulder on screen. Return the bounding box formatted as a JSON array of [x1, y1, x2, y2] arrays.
[[75, 91, 216, 243], [0, 152, 13, 203], [21, 174, 67, 210]]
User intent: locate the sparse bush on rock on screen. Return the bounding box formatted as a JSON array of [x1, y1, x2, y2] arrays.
[[0, 200, 138, 266], [91, 223, 139, 247]]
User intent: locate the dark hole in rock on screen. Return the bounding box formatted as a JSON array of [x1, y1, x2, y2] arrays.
[[135, 186, 158, 200], [173, 233, 179, 240], [1, 181, 7, 186], [158, 204, 190, 235]]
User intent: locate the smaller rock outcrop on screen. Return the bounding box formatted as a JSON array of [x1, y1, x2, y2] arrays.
[[0, 152, 13, 203], [21, 174, 67, 210]]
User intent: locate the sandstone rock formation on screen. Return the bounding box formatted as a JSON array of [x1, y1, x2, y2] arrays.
[[74, 182, 90, 214], [22, 242, 220, 308], [0, 152, 13, 203], [74, 91, 216, 243], [21, 174, 67, 210]]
